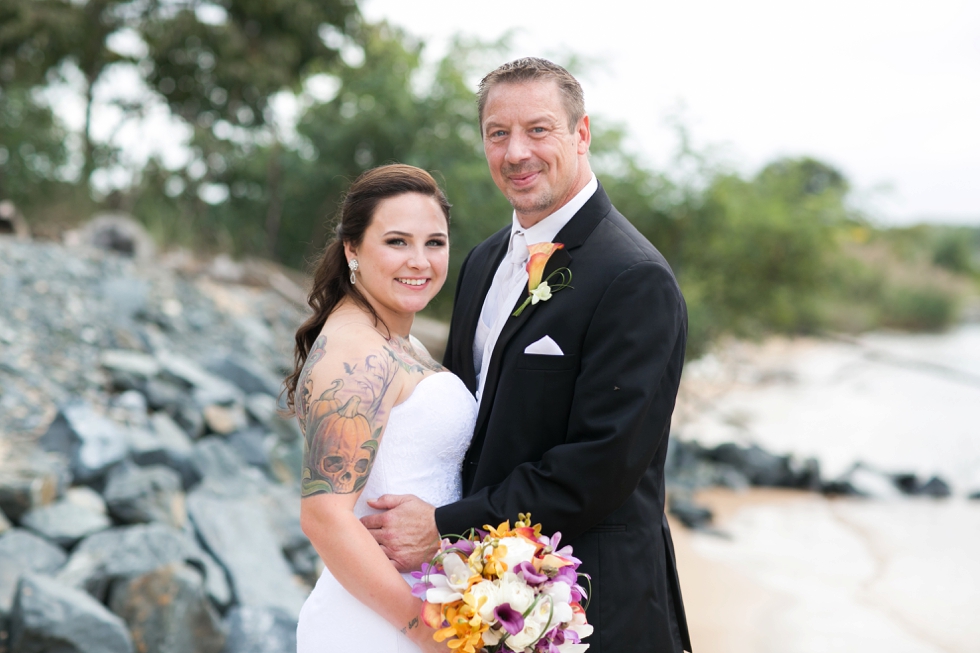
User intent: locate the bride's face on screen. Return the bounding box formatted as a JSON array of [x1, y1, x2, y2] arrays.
[[346, 192, 449, 324]]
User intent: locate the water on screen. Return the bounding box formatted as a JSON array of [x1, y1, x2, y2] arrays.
[[675, 324, 980, 494]]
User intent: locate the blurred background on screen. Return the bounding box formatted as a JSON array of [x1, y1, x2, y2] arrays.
[[0, 1, 978, 652]]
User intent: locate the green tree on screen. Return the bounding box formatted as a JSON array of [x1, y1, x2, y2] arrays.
[[139, 0, 358, 256], [0, 0, 142, 183], [0, 85, 70, 210]]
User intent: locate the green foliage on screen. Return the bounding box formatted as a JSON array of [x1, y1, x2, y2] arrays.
[[141, 0, 357, 128], [0, 85, 71, 212], [2, 7, 972, 354]]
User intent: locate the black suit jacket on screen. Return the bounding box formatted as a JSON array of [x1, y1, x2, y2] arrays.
[[435, 184, 691, 653]]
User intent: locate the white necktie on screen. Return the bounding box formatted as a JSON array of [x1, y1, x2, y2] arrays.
[[473, 232, 529, 400]]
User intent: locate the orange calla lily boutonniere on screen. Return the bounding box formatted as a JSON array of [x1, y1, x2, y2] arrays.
[[512, 242, 573, 317]]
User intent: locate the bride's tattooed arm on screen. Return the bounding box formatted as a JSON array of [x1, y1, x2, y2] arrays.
[[299, 334, 438, 498]]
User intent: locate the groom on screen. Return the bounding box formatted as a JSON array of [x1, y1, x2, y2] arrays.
[[364, 58, 691, 653]]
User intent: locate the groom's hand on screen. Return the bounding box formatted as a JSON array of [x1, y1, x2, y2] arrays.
[[361, 494, 440, 572]]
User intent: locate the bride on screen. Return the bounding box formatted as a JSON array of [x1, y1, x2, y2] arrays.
[[285, 164, 475, 653]]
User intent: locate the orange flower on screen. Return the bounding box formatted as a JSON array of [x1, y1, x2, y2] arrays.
[[433, 596, 488, 653], [525, 242, 564, 291]]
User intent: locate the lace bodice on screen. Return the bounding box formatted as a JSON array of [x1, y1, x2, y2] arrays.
[[353, 372, 476, 520]]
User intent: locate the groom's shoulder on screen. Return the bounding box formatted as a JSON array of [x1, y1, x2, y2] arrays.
[[591, 201, 676, 279]]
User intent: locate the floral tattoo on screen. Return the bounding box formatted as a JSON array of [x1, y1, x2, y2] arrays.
[[299, 334, 443, 497]]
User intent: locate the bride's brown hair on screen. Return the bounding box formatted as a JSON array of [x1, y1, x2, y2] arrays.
[[283, 164, 451, 413]]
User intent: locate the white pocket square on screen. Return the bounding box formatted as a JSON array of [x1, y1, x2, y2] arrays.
[[524, 335, 564, 356]]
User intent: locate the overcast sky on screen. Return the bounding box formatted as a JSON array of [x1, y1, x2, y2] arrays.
[[363, 0, 980, 226]]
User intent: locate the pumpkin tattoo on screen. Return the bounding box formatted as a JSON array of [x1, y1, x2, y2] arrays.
[[303, 396, 379, 495], [298, 335, 436, 497]]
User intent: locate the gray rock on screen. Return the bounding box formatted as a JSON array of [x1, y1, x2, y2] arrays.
[[835, 464, 903, 499], [111, 390, 150, 429], [285, 545, 321, 586], [75, 212, 155, 261], [150, 412, 195, 456], [918, 476, 952, 498], [20, 500, 111, 548], [191, 439, 264, 489], [9, 574, 134, 653], [267, 439, 304, 487], [257, 484, 306, 554], [39, 403, 129, 483], [221, 606, 297, 653], [226, 428, 272, 470], [126, 413, 199, 488], [143, 377, 192, 412], [103, 463, 186, 528], [0, 200, 30, 239], [64, 487, 108, 516], [0, 510, 10, 536], [246, 394, 301, 444], [187, 488, 307, 617], [705, 443, 797, 487], [100, 349, 161, 381], [668, 493, 714, 529], [206, 356, 282, 398], [0, 529, 68, 617], [157, 354, 242, 406], [57, 524, 231, 608], [203, 404, 249, 436], [102, 278, 150, 320], [968, 490, 980, 500], [108, 563, 225, 653], [0, 447, 70, 522]]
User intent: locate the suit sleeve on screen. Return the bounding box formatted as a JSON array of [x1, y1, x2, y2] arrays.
[[435, 260, 687, 539]]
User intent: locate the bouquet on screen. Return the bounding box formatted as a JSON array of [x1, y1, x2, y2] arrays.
[[411, 514, 592, 653]]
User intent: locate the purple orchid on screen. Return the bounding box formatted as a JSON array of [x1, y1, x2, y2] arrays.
[[515, 561, 548, 585], [493, 603, 525, 636]]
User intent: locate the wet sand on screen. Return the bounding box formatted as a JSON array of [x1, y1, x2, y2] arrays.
[[669, 489, 980, 653]]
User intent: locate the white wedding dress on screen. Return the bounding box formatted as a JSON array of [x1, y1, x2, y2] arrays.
[[296, 372, 477, 653]]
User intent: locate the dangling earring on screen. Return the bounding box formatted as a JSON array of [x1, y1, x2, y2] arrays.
[[348, 259, 359, 285]]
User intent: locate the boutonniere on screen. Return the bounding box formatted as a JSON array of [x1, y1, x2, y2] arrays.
[[513, 242, 572, 317]]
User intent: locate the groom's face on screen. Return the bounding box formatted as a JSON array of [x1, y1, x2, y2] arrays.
[[481, 79, 591, 228]]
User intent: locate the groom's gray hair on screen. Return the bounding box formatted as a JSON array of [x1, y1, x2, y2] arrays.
[[477, 57, 586, 131]]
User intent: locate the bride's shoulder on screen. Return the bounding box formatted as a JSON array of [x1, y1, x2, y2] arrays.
[[306, 323, 388, 374]]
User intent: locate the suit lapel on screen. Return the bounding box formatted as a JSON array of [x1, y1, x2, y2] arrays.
[[456, 230, 509, 393], [471, 245, 572, 444]]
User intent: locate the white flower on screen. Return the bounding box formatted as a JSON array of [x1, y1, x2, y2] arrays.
[[496, 572, 536, 614], [497, 536, 538, 572], [469, 578, 502, 623], [425, 574, 463, 604], [425, 553, 470, 604], [530, 281, 553, 305], [567, 609, 594, 640], [541, 581, 573, 624], [504, 613, 546, 652], [443, 553, 472, 592]]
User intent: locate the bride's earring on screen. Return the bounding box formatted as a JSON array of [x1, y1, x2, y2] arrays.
[[348, 259, 358, 285]]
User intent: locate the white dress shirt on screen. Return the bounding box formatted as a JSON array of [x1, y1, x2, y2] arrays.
[[473, 174, 598, 402]]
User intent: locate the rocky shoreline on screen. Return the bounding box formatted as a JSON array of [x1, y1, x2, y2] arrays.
[[1, 226, 312, 653], [664, 439, 963, 531], [0, 227, 972, 652]]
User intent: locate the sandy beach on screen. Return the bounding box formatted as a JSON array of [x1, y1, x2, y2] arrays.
[[669, 488, 980, 653]]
